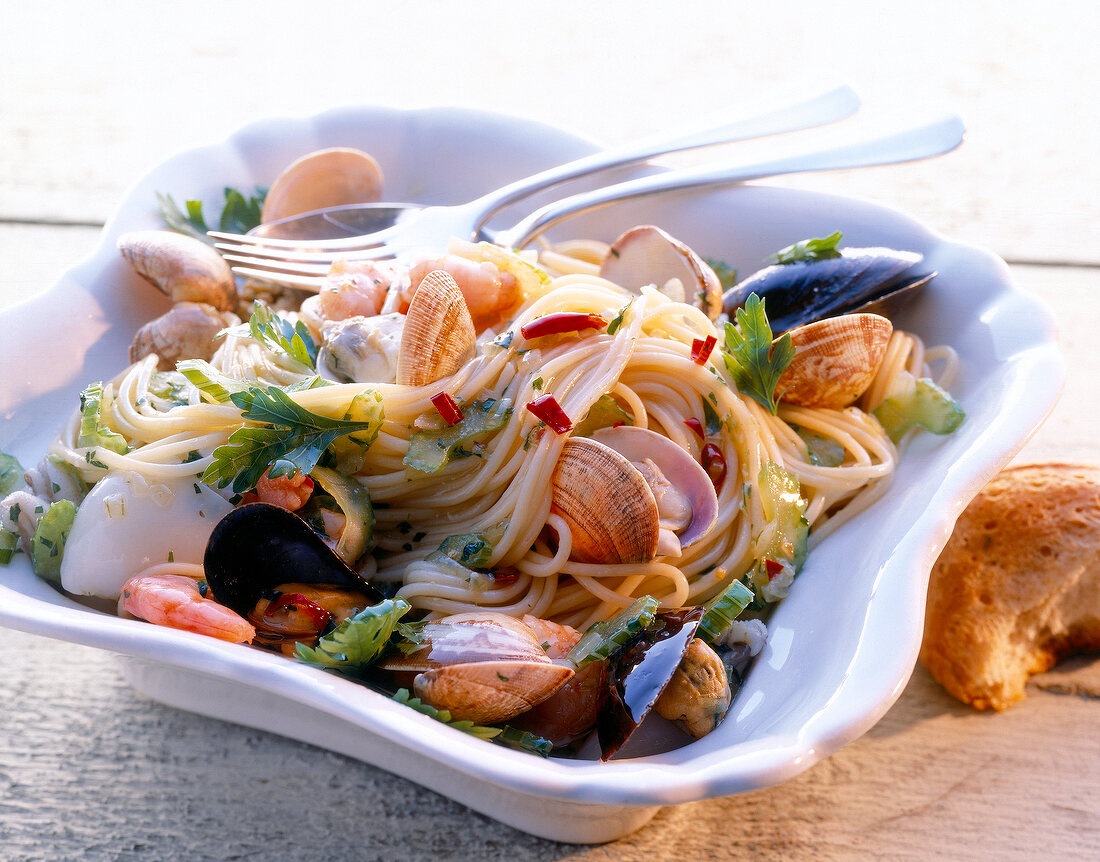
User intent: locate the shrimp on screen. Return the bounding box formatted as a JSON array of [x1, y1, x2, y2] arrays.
[[254, 468, 314, 511], [318, 259, 392, 321], [407, 255, 520, 331], [522, 614, 582, 659], [120, 573, 255, 643]]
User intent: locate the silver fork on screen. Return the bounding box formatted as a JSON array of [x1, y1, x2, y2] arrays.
[[215, 113, 965, 291]]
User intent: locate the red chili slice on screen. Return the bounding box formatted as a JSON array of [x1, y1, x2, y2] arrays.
[[683, 417, 705, 439], [520, 312, 607, 340], [526, 394, 573, 434], [691, 335, 717, 366], [430, 391, 464, 425], [701, 442, 727, 492], [263, 592, 332, 633], [764, 558, 785, 580]]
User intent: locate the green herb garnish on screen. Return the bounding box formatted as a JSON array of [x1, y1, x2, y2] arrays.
[[722, 293, 795, 414], [295, 598, 410, 669], [203, 386, 383, 493], [157, 186, 267, 242], [244, 301, 318, 370], [766, 231, 843, 265]]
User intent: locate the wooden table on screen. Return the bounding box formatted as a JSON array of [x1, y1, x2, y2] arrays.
[[2, 3, 1097, 859]]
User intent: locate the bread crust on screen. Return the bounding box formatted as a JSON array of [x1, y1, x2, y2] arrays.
[[919, 463, 1100, 710]]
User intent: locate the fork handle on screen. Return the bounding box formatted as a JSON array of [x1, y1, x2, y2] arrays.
[[464, 84, 860, 231], [497, 115, 967, 249]]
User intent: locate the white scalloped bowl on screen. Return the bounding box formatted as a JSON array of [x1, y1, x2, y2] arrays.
[[0, 106, 1063, 843]]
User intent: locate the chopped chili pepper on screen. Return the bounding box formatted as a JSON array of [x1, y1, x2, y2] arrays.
[[430, 391, 464, 425], [520, 312, 607, 340], [691, 335, 717, 366], [764, 558, 785, 580], [262, 592, 332, 633], [526, 394, 573, 434], [492, 570, 519, 584], [701, 442, 727, 492], [683, 417, 705, 439]]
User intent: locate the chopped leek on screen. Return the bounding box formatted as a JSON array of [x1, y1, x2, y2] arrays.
[[697, 579, 755, 644], [78, 382, 129, 455], [0, 528, 18, 565], [566, 595, 660, 667]]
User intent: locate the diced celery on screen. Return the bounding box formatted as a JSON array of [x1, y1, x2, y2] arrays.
[[309, 466, 374, 564], [873, 377, 965, 442], [0, 528, 18, 565], [0, 452, 24, 496], [404, 399, 512, 474], [78, 382, 129, 454], [754, 462, 809, 573], [328, 390, 385, 474], [571, 394, 632, 437], [29, 500, 77, 583]]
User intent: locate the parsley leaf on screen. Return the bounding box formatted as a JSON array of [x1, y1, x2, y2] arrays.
[[722, 293, 795, 414], [766, 231, 843, 265], [157, 186, 267, 243], [202, 386, 383, 493], [245, 301, 318, 370], [295, 598, 410, 669]]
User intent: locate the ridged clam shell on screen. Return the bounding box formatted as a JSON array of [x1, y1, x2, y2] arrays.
[[777, 313, 893, 409], [551, 437, 660, 564], [260, 147, 384, 223], [413, 659, 574, 724], [117, 230, 236, 311], [396, 269, 476, 386]]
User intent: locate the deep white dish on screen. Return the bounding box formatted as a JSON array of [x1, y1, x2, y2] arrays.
[[0, 105, 1064, 843]]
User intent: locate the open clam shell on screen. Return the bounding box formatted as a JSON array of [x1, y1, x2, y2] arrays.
[[202, 502, 383, 619], [599, 225, 723, 320], [551, 437, 661, 565], [590, 425, 719, 550], [380, 612, 552, 673], [777, 313, 893, 409], [396, 269, 477, 386]]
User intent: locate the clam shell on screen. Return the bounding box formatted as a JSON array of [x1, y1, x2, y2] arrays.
[[260, 147, 384, 224], [777, 313, 893, 409], [396, 269, 476, 386], [380, 612, 551, 673], [413, 659, 574, 724], [118, 230, 236, 311], [551, 437, 660, 564], [600, 225, 723, 320], [591, 425, 719, 549]]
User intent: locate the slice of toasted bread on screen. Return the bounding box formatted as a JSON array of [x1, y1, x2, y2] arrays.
[[920, 463, 1100, 710]]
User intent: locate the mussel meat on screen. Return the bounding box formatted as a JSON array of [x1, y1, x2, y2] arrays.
[[721, 247, 934, 334]]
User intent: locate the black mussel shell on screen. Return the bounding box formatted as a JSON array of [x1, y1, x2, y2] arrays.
[[597, 606, 704, 761], [203, 502, 383, 618], [721, 247, 934, 333]]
